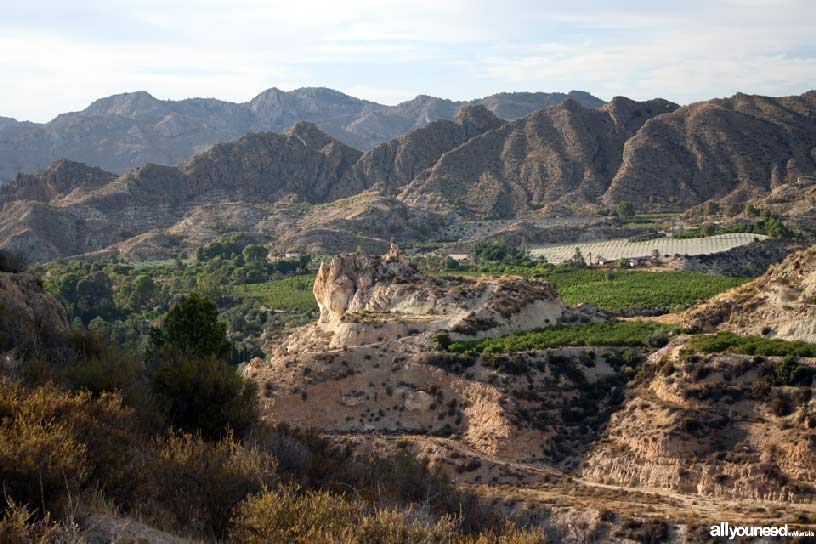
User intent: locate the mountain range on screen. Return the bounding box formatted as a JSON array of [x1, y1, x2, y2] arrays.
[[0, 87, 603, 181], [2, 91, 815, 263]]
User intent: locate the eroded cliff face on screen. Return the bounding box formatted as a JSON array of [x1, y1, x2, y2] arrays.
[[310, 246, 572, 348], [581, 339, 816, 504], [683, 245, 816, 341]]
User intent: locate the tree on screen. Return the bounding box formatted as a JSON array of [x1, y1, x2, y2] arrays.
[[571, 247, 586, 267], [115, 274, 156, 312], [617, 201, 635, 219], [242, 244, 268, 264], [148, 293, 232, 361]]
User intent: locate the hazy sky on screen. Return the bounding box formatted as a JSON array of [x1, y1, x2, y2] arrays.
[[3, 0, 815, 122]]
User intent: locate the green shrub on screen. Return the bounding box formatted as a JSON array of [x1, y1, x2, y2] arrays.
[[771, 356, 815, 386], [0, 250, 26, 273], [152, 356, 258, 440]]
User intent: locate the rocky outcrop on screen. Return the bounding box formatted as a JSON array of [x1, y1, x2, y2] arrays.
[[683, 244, 816, 341], [0, 87, 603, 180], [309, 246, 572, 348], [0, 160, 115, 205], [0, 271, 69, 362]]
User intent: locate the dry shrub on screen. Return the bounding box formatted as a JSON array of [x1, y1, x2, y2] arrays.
[[0, 498, 63, 544], [0, 377, 146, 521], [0, 379, 90, 510], [229, 484, 362, 543], [130, 431, 277, 537], [229, 486, 550, 544]]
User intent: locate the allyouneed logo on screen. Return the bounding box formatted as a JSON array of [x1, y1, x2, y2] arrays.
[[711, 522, 815, 539], [711, 523, 786, 539]]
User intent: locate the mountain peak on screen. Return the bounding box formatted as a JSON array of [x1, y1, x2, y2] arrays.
[[83, 91, 161, 116], [453, 104, 504, 136], [283, 121, 335, 148]]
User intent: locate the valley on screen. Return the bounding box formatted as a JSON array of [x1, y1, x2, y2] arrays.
[[1, 86, 816, 543]]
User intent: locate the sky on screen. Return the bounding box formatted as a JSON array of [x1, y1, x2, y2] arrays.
[[2, 0, 815, 123]]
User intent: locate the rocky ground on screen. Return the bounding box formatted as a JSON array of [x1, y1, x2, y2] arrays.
[[683, 245, 816, 341], [244, 246, 816, 539]]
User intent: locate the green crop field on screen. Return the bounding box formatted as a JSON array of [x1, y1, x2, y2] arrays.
[[438, 266, 749, 314], [687, 332, 816, 357], [448, 321, 674, 354], [546, 269, 748, 313], [236, 274, 318, 312]]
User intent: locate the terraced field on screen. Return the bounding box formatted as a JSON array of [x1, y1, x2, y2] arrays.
[[530, 233, 768, 264]]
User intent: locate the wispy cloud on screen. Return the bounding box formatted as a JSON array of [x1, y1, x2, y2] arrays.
[[1, 0, 814, 122]]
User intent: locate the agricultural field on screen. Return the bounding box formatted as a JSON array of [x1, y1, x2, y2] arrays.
[[687, 332, 816, 358], [529, 233, 768, 264], [439, 266, 749, 314], [235, 274, 317, 312], [548, 269, 748, 314], [448, 321, 675, 354]]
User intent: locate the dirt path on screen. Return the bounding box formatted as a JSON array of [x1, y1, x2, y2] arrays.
[[329, 432, 816, 526]]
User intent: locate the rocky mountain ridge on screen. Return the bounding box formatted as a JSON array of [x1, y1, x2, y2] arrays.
[[400, 91, 816, 218], [0, 87, 603, 180], [3, 91, 815, 263]]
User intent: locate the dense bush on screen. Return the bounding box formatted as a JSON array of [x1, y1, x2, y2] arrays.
[[131, 432, 277, 537], [0, 249, 26, 273], [472, 240, 528, 263], [687, 332, 816, 358], [152, 356, 258, 440], [0, 378, 137, 514]]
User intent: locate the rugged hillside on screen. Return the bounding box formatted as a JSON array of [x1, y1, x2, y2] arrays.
[[400, 97, 679, 218], [0, 160, 115, 204], [0, 124, 367, 262], [747, 180, 816, 235], [683, 244, 816, 341], [400, 91, 816, 218], [0, 87, 603, 180], [245, 249, 816, 533], [5, 90, 815, 263], [341, 105, 504, 194], [582, 338, 816, 503], [605, 92, 816, 208]]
